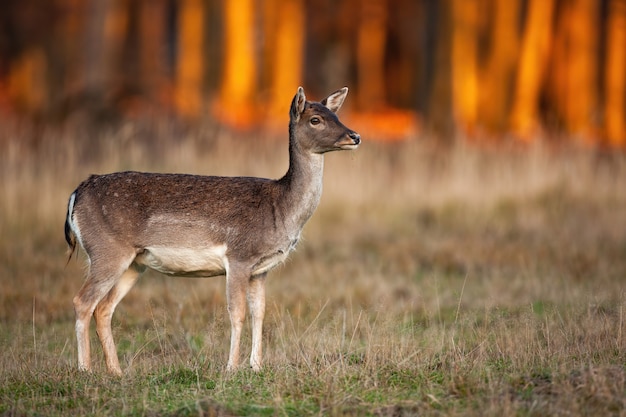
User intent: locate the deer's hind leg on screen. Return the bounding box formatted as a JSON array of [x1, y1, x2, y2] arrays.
[[94, 262, 145, 375], [73, 250, 136, 374]]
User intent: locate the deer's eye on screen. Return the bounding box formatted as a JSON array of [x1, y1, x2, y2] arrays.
[[310, 117, 321, 125]]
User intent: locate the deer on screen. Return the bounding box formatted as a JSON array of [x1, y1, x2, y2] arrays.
[[64, 86, 360, 375]]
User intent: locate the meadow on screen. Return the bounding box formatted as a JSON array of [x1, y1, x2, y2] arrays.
[[1, 122, 625, 416]]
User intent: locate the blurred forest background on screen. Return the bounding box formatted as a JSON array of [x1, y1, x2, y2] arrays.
[[0, 0, 624, 146]]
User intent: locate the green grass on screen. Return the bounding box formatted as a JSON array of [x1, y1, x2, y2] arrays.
[[2, 301, 624, 415], [1, 126, 625, 415]]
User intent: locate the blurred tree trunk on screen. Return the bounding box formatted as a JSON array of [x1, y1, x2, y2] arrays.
[[61, 0, 84, 72], [139, 0, 167, 110], [548, 3, 569, 132], [605, 0, 626, 147], [218, 0, 257, 127], [85, 0, 127, 101], [83, 0, 108, 97], [479, 0, 521, 134], [427, 1, 454, 141], [54, 0, 84, 114], [175, 0, 204, 119], [356, 0, 387, 110], [564, 0, 600, 141], [450, 0, 479, 135], [510, 0, 555, 139], [7, 48, 47, 114], [549, 0, 599, 141], [265, 0, 304, 120]]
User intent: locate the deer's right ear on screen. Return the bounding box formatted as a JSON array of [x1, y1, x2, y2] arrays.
[[321, 87, 348, 113], [290, 87, 306, 122]]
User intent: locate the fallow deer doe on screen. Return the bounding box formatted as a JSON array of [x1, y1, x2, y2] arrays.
[[64, 87, 360, 375]]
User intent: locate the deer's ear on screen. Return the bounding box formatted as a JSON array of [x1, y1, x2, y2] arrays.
[[290, 87, 306, 122], [321, 87, 348, 113]]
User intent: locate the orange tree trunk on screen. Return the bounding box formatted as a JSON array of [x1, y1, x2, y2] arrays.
[[510, 0, 555, 140], [264, 0, 304, 122], [479, 0, 521, 135], [605, 0, 626, 147], [450, 0, 479, 136], [356, 0, 388, 111], [218, 0, 257, 127], [175, 0, 204, 119]]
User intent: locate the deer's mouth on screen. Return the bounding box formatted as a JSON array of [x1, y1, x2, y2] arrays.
[[335, 132, 361, 150]]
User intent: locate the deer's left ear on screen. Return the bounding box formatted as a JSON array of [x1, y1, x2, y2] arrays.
[[290, 87, 306, 122], [321, 87, 348, 113]]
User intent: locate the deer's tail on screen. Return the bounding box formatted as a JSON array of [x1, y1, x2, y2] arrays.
[[65, 192, 78, 265]]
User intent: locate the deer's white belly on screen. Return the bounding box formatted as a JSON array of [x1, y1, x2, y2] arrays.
[[136, 244, 228, 277]]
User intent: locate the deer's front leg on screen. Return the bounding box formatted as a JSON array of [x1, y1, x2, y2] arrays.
[[248, 273, 267, 371], [226, 267, 248, 371]]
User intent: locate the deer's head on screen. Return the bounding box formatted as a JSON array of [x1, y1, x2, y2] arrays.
[[289, 87, 361, 154]]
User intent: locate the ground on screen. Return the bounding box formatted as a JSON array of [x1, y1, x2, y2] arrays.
[[1, 128, 624, 416]]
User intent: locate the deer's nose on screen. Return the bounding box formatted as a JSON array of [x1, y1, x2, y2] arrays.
[[349, 132, 361, 144]]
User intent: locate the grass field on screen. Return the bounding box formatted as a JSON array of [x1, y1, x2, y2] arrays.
[[1, 124, 625, 416]]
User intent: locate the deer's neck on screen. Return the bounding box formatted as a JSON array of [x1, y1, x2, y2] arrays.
[[279, 136, 324, 229]]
